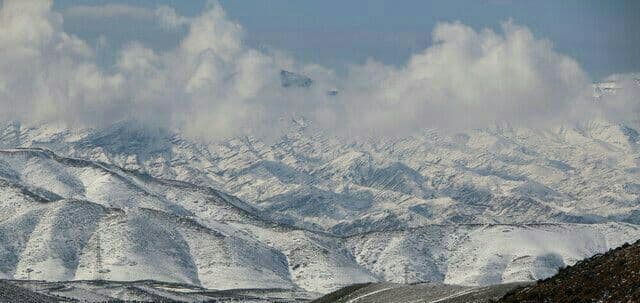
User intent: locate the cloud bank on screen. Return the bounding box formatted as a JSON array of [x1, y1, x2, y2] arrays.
[[334, 21, 591, 134], [0, 0, 636, 140], [596, 74, 640, 126]]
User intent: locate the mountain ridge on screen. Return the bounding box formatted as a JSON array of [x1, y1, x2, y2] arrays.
[[1, 101, 640, 294], [5, 115, 639, 234]]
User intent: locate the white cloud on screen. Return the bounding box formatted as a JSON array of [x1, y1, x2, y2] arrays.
[[0, 0, 123, 126], [0, 0, 637, 140], [328, 21, 592, 135], [64, 4, 154, 20], [155, 5, 190, 29], [63, 3, 190, 29], [596, 74, 640, 125]]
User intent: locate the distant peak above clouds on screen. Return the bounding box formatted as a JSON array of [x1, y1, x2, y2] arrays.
[[280, 70, 313, 88]]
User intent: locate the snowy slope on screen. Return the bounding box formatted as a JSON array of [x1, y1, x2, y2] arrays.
[[346, 223, 640, 285], [0, 149, 298, 290], [0, 148, 639, 293], [3, 115, 639, 235], [1, 82, 640, 293]]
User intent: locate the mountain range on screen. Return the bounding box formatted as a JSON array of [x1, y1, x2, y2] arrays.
[[0, 79, 639, 298]]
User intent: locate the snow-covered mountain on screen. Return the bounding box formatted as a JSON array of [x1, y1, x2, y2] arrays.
[[1, 79, 640, 295], [0, 148, 374, 293], [0, 119, 639, 294], [2, 114, 639, 235], [0, 148, 637, 293]]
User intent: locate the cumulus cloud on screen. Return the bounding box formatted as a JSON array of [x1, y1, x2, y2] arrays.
[[0, 0, 124, 126], [154, 5, 191, 29], [0, 0, 636, 140], [110, 2, 299, 138], [0, 0, 287, 137], [329, 21, 592, 135]]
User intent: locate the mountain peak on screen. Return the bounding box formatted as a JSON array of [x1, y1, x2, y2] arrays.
[[280, 70, 313, 88]]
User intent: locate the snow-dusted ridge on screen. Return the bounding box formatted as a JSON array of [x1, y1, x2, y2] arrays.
[[0, 147, 360, 293], [5, 113, 640, 234], [1, 145, 640, 294], [1, 81, 640, 293]]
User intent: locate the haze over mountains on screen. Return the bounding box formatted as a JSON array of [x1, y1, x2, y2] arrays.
[[1, 0, 640, 301], [0, 78, 639, 298], [3, 77, 640, 234]]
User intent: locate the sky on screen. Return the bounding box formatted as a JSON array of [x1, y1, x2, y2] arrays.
[[1, 0, 639, 140], [52, 0, 640, 79]]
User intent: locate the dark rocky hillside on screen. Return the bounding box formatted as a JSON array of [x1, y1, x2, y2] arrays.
[[310, 282, 528, 303], [499, 240, 640, 303], [0, 281, 62, 303]]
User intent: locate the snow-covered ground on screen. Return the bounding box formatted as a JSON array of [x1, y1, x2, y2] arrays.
[[2, 111, 639, 236], [0, 82, 639, 294], [3, 279, 314, 302], [0, 147, 639, 294]]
